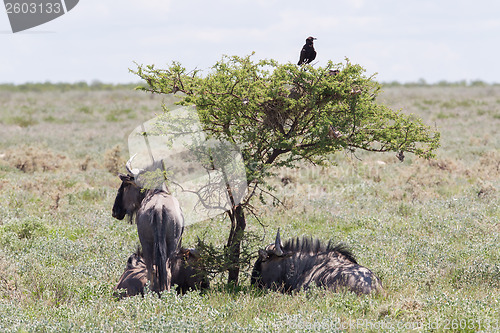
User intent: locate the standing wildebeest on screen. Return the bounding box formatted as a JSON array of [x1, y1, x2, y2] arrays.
[[114, 248, 210, 298], [251, 230, 384, 295], [112, 155, 184, 293]]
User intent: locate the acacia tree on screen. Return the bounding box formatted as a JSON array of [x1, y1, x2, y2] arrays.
[[132, 55, 440, 284]]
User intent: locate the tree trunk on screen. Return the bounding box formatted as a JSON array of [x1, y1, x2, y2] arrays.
[[226, 205, 246, 285]]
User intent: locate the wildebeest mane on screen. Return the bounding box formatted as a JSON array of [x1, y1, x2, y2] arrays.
[[282, 237, 358, 264]]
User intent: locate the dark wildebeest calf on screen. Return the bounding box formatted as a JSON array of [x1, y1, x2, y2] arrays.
[[251, 230, 384, 295], [112, 155, 184, 294], [114, 248, 210, 298], [113, 251, 148, 298]]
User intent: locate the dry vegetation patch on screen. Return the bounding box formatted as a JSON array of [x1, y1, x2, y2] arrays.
[[103, 145, 125, 175], [2, 145, 71, 173]]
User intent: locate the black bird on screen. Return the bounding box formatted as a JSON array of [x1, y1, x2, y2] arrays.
[[297, 36, 317, 65]]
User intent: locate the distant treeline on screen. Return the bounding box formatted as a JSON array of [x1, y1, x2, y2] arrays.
[[0, 81, 146, 92], [0, 79, 497, 92], [382, 79, 498, 87]]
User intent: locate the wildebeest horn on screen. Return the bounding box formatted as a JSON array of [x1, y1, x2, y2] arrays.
[[126, 153, 142, 177], [274, 229, 283, 256]]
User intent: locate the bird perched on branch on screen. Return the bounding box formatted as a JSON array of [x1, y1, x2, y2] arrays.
[[297, 36, 317, 65]]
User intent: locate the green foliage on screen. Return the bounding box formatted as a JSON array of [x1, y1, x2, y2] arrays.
[[3, 115, 38, 127], [194, 230, 261, 279], [133, 55, 440, 201], [133, 55, 441, 283], [1, 217, 48, 240]]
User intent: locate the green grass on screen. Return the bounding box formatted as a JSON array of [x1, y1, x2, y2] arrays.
[[0, 85, 499, 332]]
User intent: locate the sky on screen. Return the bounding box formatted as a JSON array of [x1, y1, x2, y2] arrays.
[[1, 0, 499, 84]]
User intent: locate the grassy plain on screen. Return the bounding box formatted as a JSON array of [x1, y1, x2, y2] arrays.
[[0, 83, 498, 332]]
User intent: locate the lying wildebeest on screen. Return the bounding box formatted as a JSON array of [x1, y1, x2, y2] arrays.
[[251, 230, 384, 295], [114, 247, 209, 298], [113, 251, 148, 298], [112, 155, 184, 293]]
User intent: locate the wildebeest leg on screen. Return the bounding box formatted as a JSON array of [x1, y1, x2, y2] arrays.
[[165, 257, 172, 292], [163, 206, 184, 292], [142, 243, 155, 291], [152, 208, 168, 293], [138, 218, 155, 292]]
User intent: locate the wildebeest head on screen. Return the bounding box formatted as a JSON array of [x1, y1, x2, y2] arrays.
[[251, 230, 383, 295], [112, 155, 145, 221], [251, 229, 291, 290]]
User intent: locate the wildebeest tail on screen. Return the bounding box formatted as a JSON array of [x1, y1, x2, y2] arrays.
[[153, 209, 168, 292]]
